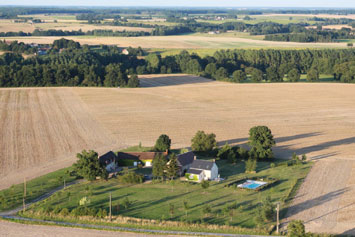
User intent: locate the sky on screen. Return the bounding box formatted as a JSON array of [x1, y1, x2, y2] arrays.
[[0, 0, 354, 8]]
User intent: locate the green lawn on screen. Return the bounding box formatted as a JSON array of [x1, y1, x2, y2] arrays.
[[27, 158, 312, 231], [0, 167, 76, 212]]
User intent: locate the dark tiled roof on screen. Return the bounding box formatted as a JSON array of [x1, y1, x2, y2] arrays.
[[117, 152, 166, 161], [186, 168, 203, 175], [176, 151, 195, 167], [99, 151, 117, 164], [190, 160, 215, 170]]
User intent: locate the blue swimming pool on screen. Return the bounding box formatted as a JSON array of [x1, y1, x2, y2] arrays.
[[237, 180, 268, 190]]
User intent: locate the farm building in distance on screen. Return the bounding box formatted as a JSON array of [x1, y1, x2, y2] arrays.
[[186, 159, 219, 182]]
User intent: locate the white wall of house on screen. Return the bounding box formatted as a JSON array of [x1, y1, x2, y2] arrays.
[[202, 164, 218, 180], [145, 161, 152, 167]]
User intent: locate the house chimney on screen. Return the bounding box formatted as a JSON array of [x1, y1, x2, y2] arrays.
[[194, 156, 197, 160]]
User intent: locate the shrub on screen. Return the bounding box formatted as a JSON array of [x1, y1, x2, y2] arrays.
[[118, 170, 143, 184], [287, 220, 305, 237], [53, 206, 61, 214], [245, 158, 257, 173], [59, 208, 69, 216], [217, 143, 236, 163]]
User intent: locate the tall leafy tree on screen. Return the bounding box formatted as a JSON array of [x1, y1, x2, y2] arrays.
[[191, 131, 217, 153], [307, 69, 319, 82], [152, 153, 167, 180], [154, 134, 171, 152], [73, 150, 108, 181], [251, 68, 264, 82], [232, 70, 247, 82], [166, 153, 179, 180], [287, 68, 300, 82], [248, 126, 275, 159], [127, 74, 140, 88]]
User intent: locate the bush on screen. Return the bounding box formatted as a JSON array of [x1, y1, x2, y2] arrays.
[[59, 208, 69, 216], [287, 220, 305, 237], [245, 158, 257, 173], [53, 206, 61, 214], [217, 143, 236, 163], [118, 170, 144, 184]]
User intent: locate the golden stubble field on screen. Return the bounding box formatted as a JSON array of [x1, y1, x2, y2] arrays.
[[0, 34, 348, 49], [1, 76, 355, 234], [0, 88, 119, 190], [73, 75, 355, 234]]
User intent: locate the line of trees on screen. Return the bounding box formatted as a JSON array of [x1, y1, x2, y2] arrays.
[[1, 41, 355, 87], [265, 28, 355, 43]]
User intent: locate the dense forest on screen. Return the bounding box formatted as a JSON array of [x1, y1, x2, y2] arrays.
[[1, 39, 355, 87]]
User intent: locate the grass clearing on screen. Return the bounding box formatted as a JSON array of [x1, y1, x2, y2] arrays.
[[0, 167, 75, 212], [26, 158, 312, 230]]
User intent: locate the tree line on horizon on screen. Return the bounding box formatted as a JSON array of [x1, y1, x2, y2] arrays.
[[0, 39, 355, 87]]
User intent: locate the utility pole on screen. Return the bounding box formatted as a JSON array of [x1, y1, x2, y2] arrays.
[[276, 202, 280, 234], [23, 177, 27, 212], [109, 192, 112, 222]]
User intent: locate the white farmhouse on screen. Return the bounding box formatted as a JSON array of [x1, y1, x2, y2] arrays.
[[186, 159, 218, 182]]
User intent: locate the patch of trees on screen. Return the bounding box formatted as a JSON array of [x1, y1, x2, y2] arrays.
[[0, 40, 37, 54], [2, 42, 355, 87], [265, 28, 355, 43], [0, 39, 141, 87], [308, 17, 354, 25]]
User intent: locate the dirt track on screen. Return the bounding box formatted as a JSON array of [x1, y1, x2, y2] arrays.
[[0, 220, 183, 237]]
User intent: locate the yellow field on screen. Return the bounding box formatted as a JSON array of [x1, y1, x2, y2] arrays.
[[0, 34, 348, 49]]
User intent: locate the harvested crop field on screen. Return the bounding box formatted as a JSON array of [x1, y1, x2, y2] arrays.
[[73, 75, 355, 160], [0, 35, 348, 49], [0, 19, 152, 33], [1, 76, 355, 234], [0, 88, 118, 190]]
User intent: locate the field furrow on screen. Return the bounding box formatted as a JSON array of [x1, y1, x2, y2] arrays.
[[0, 88, 118, 190]]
